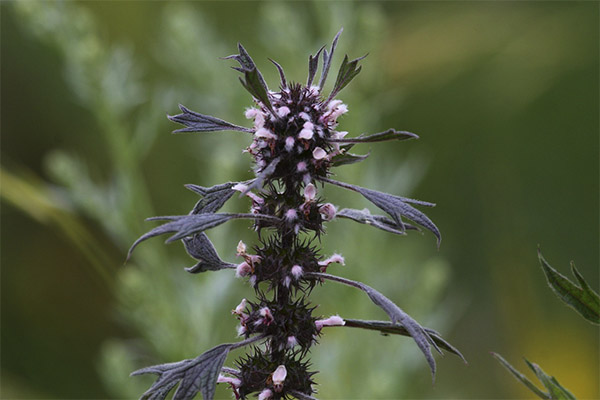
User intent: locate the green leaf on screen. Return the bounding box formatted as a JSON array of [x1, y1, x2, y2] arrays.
[[491, 353, 550, 399], [328, 129, 419, 143], [525, 359, 577, 400], [538, 249, 600, 324], [327, 53, 367, 101], [330, 151, 370, 167]]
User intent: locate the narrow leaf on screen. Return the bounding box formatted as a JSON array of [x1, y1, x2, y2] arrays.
[[307, 46, 325, 87], [289, 391, 319, 400], [269, 58, 287, 89], [524, 359, 576, 400], [321, 178, 441, 246], [491, 353, 550, 399], [329, 129, 419, 143], [330, 151, 370, 167], [309, 272, 441, 380], [336, 208, 418, 235], [538, 249, 599, 324], [168, 105, 252, 134], [343, 319, 466, 363], [318, 28, 343, 90]]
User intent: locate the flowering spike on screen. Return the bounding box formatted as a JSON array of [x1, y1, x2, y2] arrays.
[[131, 29, 463, 400]]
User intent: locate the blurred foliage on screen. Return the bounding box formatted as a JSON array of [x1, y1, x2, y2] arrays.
[[1, 1, 598, 399]]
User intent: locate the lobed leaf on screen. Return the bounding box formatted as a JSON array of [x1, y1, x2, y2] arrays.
[[328, 129, 419, 143], [318, 28, 343, 91], [185, 182, 237, 215], [128, 213, 278, 260], [182, 233, 235, 273], [132, 343, 232, 400], [538, 249, 599, 324], [132, 336, 265, 400], [168, 105, 252, 134], [321, 178, 440, 246], [309, 272, 441, 380], [225, 44, 274, 114], [327, 53, 367, 102], [336, 208, 417, 235]]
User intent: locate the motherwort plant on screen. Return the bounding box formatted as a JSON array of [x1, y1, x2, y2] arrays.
[[129, 30, 464, 400]]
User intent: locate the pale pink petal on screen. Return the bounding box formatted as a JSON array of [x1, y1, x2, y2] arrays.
[[258, 389, 273, 400], [236, 261, 252, 278], [236, 240, 247, 256], [217, 374, 241, 388], [296, 161, 307, 172], [285, 136, 295, 152], [287, 336, 298, 348], [277, 106, 290, 117], [315, 315, 345, 330], [304, 184, 316, 202], [319, 203, 337, 221], [272, 365, 287, 392], [313, 147, 327, 160], [291, 265, 303, 279]]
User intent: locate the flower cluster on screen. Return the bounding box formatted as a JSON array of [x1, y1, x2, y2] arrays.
[[129, 29, 464, 400]]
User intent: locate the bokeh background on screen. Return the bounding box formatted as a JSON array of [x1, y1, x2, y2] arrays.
[[1, 1, 598, 399]]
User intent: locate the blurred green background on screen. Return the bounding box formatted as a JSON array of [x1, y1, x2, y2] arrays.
[[1, 1, 598, 399]]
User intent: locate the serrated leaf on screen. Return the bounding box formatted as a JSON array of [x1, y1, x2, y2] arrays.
[[318, 28, 343, 90], [183, 233, 234, 273], [492, 353, 550, 399], [132, 343, 232, 400], [538, 250, 599, 324], [330, 151, 370, 167], [336, 208, 418, 235], [344, 319, 466, 363], [329, 129, 419, 143], [307, 46, 325, 87], [168, 105, 252, 134], [327, 53, 366, 102], [185, 182, 237, 215], [525, 359, 577, 400], [321, 178, 441, 246], [310, 272, 441, 380]]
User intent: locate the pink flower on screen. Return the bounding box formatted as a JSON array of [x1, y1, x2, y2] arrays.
[[244, 108, 259, 119], [255, 128, 277, 140], [236, 261, 252, 278], [272, 365, 287, 392], [296, 161, 307, 172], [299, 111, 311, 121], [285, 136, 295, 152], [277, 106, 290, 117], [285, 208, 297, 221], [318, 253, 345, 271], [236, 240, 247, 256], [233, 298, 247, 315], [287, 336, 298, 348], [291, 265, 303, 279], [313, 147, 327, 160], [298, 128, 314, 140], [232, 183, 264, 204], [237, 324, 246, 336], [260, 307, 274, 325], [258, 388, 273, 400], [319, 203, 337, 221], [315, 315, 345, 330], [217, 374, 241, 389], [283, 276, 291, 288], [304, 183, 316, 202]]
